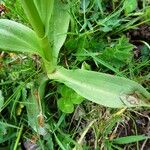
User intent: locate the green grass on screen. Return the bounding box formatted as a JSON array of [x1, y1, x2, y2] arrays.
[[0, 0, 150, 149]]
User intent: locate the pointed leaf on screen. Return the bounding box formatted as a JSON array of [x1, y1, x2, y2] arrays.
[[0, 19, 44, 57], [21, 0, 45, 37], [48, 1, 70, 62], [26, 86, 46, 135], [113, 135, 150, 144], [49, 67, 150, 108], [24, 88, 39, 132], [34, 0, 54, 36]]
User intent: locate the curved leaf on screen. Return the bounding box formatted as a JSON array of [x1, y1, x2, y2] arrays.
[[21, 0, 45, 38], [48, 67, 150, 108], [48, 1, 70, 63], [34, 0, 54, 36], [0, 19, 43, 56]]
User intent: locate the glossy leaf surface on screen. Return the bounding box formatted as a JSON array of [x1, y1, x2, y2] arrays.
[[49, 67, 150, 108]]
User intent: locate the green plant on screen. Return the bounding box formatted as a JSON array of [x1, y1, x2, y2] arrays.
[[0, 0, 150, 113], [57, 85, 84, 113], [123, 0, 138, 15]]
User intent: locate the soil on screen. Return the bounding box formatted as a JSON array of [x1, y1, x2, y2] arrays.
[[127, 25, 150, 43], [126, 24, 150, 59], [116, 111, 150, 150]]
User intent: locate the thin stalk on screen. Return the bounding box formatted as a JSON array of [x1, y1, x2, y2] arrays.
[[13, 125, 23, 150], [21, 0, 45, 38]]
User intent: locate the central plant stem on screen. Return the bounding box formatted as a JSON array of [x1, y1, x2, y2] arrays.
[[21, 0, 56, 74], [40, 36, 56, 74]]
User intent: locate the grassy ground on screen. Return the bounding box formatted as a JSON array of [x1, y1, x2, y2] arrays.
[[0, 0, 150, 149]]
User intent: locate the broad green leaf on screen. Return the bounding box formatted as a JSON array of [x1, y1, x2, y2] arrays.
[[57, 85, 83, 113], [21, 0, 45, 37], [59, 85, 84, 104], [57, 98, 74, 113], [26, 91, 39, 132], [34, 0, 54, 36], [58, 85, 70, 98], [22, 87, 38, 132], [48, 0, 70, 63], [25, 85, 46, 135], [0, 19, 44, 57], [112, 135, 150, 144], [0, 90, 4, 112], [48, 67, 150, 108], [124, 0, 137, 15], [70, 94, 84, 105]]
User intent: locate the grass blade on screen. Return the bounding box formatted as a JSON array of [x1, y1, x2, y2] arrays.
[[112, 135, 149, 144]]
